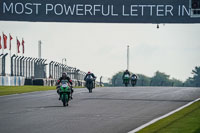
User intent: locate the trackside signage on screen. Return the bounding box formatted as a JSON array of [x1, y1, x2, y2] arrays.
[[0, 0, 200, 23]]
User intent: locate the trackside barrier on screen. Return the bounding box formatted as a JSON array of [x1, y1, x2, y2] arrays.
[[0, 76, 99, 87], [43, 79, 86, 87], [43, 79, 98, 87], [0, 76, 25, 86], [43, 79, 57, 86], [24, 78, 86, 87], [2, 53, 87, 86]]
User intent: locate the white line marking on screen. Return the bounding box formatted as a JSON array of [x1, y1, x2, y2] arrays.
[[128, 97, 200, 133]]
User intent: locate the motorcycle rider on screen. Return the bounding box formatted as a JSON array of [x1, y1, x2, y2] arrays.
[[56, 72, 73, 100], [122, 69, 131, 83], [84, 71, 96, 88], [131, 73, 138, 85], [131, 73, 137, 80]]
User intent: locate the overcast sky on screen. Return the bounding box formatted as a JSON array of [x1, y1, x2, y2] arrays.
[[0, 21, 200, 82]]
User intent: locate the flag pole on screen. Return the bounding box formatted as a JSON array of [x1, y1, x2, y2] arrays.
[[9, 33, 11, 58], [0, 34, 2, 55], [16, 37, 18, 56], [22, 38, 23, 56], [2, 32, 4, 55], [9, 33, 11, 76]]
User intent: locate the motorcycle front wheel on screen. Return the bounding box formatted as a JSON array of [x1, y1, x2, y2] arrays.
[[62, 94, 68, 107]]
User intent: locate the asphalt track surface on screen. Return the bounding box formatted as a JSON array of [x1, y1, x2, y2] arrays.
[[0, 87, 200, 133]]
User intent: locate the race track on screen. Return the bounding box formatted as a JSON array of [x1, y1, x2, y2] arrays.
[[0, 87, 200, 133]]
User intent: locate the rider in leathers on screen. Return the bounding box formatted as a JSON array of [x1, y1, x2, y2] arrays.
[[122, 69, 131, 83], [84, 71, 96, 88], [56, 72, 73, 100]]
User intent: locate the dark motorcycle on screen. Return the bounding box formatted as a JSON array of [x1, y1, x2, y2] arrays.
[[85, 76, 95, 93], [131, 75, 137, 87]]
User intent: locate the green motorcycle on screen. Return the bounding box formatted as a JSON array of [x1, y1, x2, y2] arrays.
[[60, 80, 71, 107], [123, 74, 130, 87]]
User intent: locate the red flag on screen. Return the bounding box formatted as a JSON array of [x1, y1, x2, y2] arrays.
[[3, 33, 7, 49], [17, 38, 20, 53], [9, 34, 13, 50], [22, 39, 25, 54], [0, 36, 2, 49]]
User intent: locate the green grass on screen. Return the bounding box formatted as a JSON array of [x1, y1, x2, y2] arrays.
[[138, 100, 200, 133], [0, 86, 56, 96], [0, 86, 85, 96]]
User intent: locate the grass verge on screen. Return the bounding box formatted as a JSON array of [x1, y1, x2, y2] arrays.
[[0, 86, 84, 96], [138, 100, 200, 133]]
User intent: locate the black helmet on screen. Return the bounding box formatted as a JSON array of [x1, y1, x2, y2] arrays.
[[62, 72, 67, 78]]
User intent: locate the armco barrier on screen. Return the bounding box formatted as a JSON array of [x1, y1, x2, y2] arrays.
[[31, 78, 86, 87], [24, 79, 33, 85], [0, 76, 25, 86], [33, 79, 45, 85]]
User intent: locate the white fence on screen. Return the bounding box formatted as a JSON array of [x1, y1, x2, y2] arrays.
[[0, 76, 25, 86]]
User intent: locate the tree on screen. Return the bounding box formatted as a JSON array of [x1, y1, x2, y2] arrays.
[[184, 78, 193, 87], [110, 70, 186, 87], [183, 66, 200, 87], [111, 71, 124, 86], [190, 66, 200, 87], [170, 78, 183, 87], [137, 74, 151, 86], [151, 71, 171, 86]]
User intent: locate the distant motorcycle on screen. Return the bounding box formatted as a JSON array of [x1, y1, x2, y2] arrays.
[[85, 76, 95, 93], [59, 80, 71, 106], [131, 75, 137, 86], [123, 74, 130, 87]]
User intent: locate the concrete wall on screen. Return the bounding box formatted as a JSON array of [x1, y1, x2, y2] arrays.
[[0, 76, 25, 86]]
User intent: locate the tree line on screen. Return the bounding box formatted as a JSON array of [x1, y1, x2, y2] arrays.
[[107, 66, 200, 87]]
